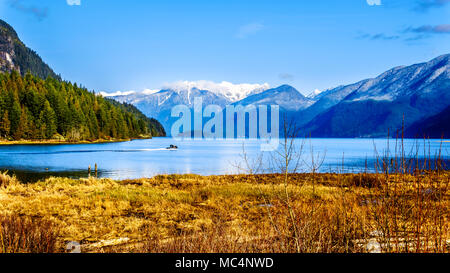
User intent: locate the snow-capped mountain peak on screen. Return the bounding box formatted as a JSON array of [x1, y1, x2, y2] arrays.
[[235, 84, 314, 111], [161, 80, 270, 102]]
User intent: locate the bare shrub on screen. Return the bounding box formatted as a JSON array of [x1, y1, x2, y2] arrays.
[[0, 214, 59, 253]]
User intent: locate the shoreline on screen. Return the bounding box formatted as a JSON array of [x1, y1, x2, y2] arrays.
[[1, 137, 448, 145], [0, 137, 153, 146]]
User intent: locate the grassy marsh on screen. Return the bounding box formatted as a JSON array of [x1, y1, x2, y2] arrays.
[[0, 172, 448, 253]]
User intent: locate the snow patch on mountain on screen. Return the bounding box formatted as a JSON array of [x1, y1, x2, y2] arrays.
[[426, 65, 448, 83], [351, 94, 394, 102]]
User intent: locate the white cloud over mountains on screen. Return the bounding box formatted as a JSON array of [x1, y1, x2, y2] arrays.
[[100, 90, 136, 97], [141, 89, 160, 95], [100, 89, 159, 97]]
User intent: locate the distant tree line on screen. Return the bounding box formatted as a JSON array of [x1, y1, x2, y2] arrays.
[[0, 71, 165, 141]]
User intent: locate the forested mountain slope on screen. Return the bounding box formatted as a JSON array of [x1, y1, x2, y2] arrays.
[[0, 72, 165, 141]]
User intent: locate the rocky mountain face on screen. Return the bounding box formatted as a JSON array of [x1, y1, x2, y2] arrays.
[[0, 20, 18, 74], [0, 19, 60, 80]]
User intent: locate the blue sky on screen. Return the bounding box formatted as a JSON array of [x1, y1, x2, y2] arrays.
[[0, 0, 449, 95]]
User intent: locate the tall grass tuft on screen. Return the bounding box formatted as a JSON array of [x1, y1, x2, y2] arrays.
[[0, 172, 18, 188]]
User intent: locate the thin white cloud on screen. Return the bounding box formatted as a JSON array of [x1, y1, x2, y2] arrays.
[[236, 23, 264, 39], [279, 73, 295, 81], [67, 0, 81, 6], [9, 0, 48, 20], [406, 24, 450, 34], [99, 90, 136, 97], [414, 0, 450, 12]]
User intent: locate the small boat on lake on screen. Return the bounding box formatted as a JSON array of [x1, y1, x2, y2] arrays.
[[166, 144, 178, 150]]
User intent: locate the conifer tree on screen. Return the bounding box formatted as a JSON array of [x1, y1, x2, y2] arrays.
[[0, 110, 10, 138]]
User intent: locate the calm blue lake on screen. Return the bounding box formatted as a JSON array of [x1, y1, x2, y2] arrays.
[[0, 138, 449, 181]]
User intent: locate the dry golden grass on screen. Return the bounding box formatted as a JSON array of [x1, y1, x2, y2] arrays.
[[0, 172, 448, 253]]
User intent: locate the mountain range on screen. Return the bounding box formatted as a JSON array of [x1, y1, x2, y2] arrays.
[[301, 54, 449, 137], [3, 16, 447, 139], [110, 54, 450, 138]]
